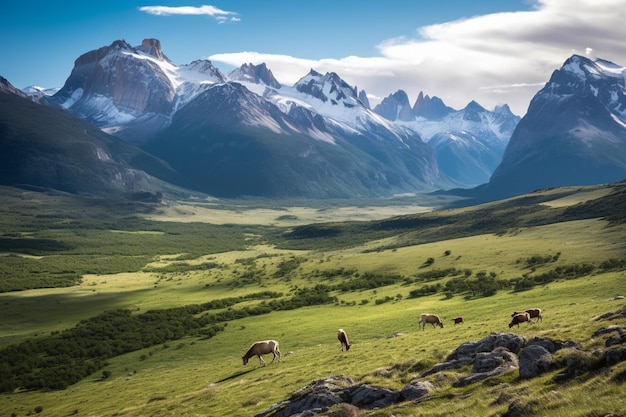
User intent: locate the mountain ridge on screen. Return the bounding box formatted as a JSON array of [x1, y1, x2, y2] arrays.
[[485, 54, 626, 198], [0, 82, 183, 196], [37, 39, 518, 193], [3, 40, 625, 200]]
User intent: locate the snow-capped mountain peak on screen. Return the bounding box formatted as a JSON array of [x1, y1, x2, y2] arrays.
[[539, 54, 626, 122], [294, 70, 359, 107], [228, 63, 281, 89]]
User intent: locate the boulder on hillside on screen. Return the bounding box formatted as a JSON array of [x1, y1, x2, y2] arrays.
[[605, 347, 626, 366], [400, 381, 435, 401], [454, 348, 519, 387], [445, 333, 526, 363], [348, 384, 401, 409], [526, 336, 558, 353], [255, 376, 354, 417], [592, 326, 626, 347], [519, 345, 552, 379], [505, 399, 534, 417], [421, 333, 526, 378], [255, 376, 404, 416]]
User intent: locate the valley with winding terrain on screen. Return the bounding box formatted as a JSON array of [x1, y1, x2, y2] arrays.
[[1, 182, 625, 417], [2, 15, 626, 416]]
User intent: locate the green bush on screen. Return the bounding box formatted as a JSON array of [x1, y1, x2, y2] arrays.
[[408, 284, 442, 298]]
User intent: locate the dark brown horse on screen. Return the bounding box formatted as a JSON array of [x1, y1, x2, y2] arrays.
[[508, 312, 531, 328]]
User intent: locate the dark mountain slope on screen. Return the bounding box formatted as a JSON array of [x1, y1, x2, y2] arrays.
[[143, 83, 432, 198], [0, 88, 180, 195], [487, 55, 626, 198]]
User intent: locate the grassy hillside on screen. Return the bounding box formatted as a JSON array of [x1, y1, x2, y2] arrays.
[[0, 182, 625, 416]]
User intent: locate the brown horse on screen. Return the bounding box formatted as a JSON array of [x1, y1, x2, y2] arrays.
[[338, 329, 351, 351], [420, 313, 444, 330], [512, 308, 542, 323], [242, 340, 281, 366], [508, 312, 531, 328]]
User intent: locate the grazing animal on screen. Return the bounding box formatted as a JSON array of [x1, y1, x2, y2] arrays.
[[420, 313, 444, 330], [513, 308, 543, 323], [508, 312, 531, 328], [242, 340, 281, 366], [452, 316, 464, 325], [337, 328, 351, 351]]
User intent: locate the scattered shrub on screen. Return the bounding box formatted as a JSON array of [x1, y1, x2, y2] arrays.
[[408, 284, 442, 298], [375, 296, 394, 305], [416, 268, 460, 281]]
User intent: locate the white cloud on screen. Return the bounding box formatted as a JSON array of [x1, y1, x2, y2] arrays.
[[139, 4, 238, 22], [208, 0, 626, 116]]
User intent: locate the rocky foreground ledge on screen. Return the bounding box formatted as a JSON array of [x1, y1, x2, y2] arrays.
[[255, 307, 626, 417]]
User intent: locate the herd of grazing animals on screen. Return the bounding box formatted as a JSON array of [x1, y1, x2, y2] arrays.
[[242, 308, 543, 366]]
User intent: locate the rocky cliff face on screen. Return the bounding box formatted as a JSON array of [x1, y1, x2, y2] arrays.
[[373, 90, 415, 122], [412, 91, 454, 120], [49, 39, 176, 125], [229, 62, 282, 89], [136, 38, 169, 62]]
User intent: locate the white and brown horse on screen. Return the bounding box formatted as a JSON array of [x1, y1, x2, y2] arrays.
[[242, 340, 281, 366], [420, 313, 444, 330], [338, 328, 351, 351]]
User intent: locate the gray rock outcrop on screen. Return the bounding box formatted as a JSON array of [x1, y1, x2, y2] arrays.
[[519, 345, 552, 379], [400, 381, 435, 401]]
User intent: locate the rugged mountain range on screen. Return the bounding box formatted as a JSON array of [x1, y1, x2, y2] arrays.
[[372, 91, 520, 186], [0, 76, 181, 196], [44, 39, 457, 198], [484, 54, 626, 197], [4, 39, 624, 200], [143, 70, 445, 197], [44, 39, 519, 190]]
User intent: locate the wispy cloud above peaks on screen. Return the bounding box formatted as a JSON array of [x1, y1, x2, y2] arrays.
[[207, 0, 626, 115], [139, 5, 239, 23], [3, 0, 624, 117]]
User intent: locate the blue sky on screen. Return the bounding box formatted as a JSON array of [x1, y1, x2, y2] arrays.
[[2, 0, 625, 116]]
